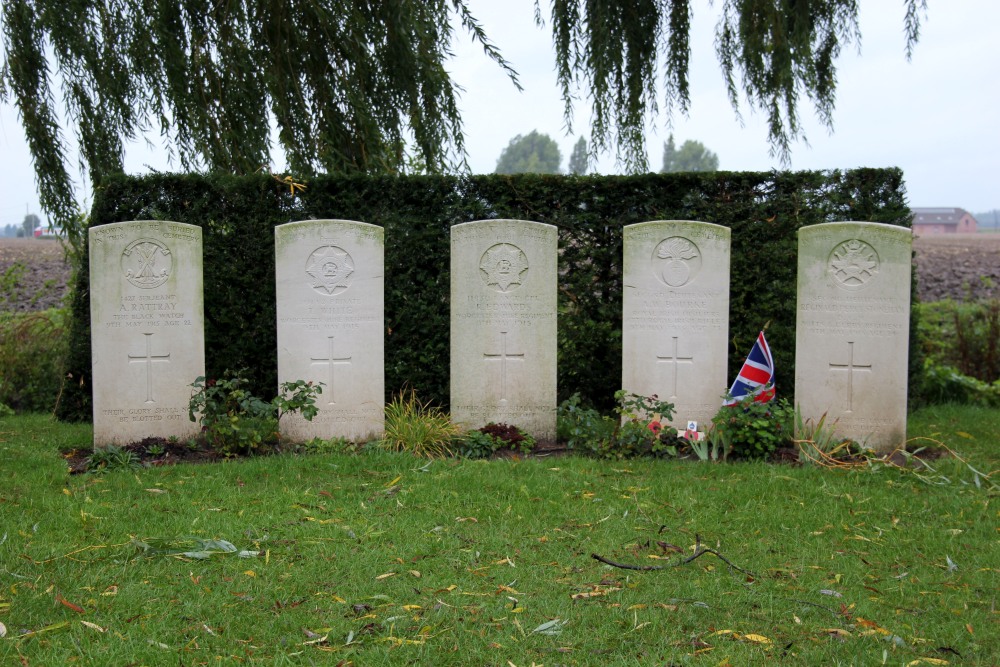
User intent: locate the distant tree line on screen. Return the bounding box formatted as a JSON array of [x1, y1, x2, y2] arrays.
[[2, 213, 42, 237]]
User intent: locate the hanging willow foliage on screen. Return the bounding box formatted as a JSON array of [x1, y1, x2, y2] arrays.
[[550, 0, 925, 170], [1, 0, 923, 241]]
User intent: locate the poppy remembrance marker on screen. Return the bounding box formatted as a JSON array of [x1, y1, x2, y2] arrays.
[[275, 220, 384, 441], [451, 220, 557, 440], [622, 221, 731, 427], [89, 220, 205, 446], [795, 222, 911, 451]]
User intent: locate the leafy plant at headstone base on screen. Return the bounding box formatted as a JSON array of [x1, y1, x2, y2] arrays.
[[610, 391, 682, 459], [792, 407, 864, 465], [556, 391, 681, 458], [188, 370, 322, 457], [85, 445, 143, 473], [380, 389, 461, 458], [556, 392, 617, 453], [0, 308, 68, 414], [711, 394, 794, 460], [458, 422, 537, 458], [297, 436, 364, 456], [455, 429, 500, 459], [687, 426, 730, 462]]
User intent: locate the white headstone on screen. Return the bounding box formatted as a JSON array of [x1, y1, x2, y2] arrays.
[[795, 222, 912, 451], [275, 220, 384, 442], [622, 221, 731, 426], [450, 220, 557, 440], [89, 220, 205, 446]]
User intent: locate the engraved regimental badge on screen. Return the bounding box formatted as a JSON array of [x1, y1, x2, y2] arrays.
[[480, 243, 529, 293], [122, 239, 172, 289], [306, 246, 355, 296], [829, 239, 879, 290], [652, 237, 701, 287]]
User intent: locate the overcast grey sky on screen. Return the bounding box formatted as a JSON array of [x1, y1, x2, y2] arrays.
[[1, 0, 997, 230]]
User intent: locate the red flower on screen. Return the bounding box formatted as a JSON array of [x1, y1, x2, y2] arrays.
[[647, 420, 662, 434]]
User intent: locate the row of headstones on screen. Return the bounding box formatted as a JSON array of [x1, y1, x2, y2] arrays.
[[91, 218, 910, 450]]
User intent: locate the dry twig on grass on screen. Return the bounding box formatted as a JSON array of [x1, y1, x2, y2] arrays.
[[592, 534, 755, 577]]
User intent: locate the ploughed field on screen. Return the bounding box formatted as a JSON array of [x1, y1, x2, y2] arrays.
[[1, 233, 998, 312]]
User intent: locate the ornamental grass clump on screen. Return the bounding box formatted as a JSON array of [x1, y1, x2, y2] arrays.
[[381, 389, 460, 458]]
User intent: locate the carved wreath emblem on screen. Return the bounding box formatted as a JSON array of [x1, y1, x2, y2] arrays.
[[829, 239, 879, 290], [480, 243, 529, 292], [306, 246, 355, 296], [121, 239, 172, 289], [652, 236, 701, 287]]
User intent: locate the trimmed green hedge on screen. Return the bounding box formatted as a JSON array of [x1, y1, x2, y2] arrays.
[[58, 170, 915, 422]]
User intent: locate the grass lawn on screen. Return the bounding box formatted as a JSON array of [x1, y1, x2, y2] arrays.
[[1, 405, 997, 665]]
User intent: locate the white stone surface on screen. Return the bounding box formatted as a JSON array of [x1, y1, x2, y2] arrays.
[[795, 222, 912, 451], [89, 220, 205, 446], [450, 220, 557, 440], [275, 220, 384, 442], [622, 221, 731, 426]]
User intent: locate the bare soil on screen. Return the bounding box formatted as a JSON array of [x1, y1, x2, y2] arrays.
[[0, 238, 73, 311], [912, 233, 1000, 302]]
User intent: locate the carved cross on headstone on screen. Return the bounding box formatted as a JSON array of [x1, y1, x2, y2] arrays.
[[128, 332, 170, 403], [829, 341, 872, 412], [656, 336, 694, 399], [483, 330, 525, 402], [311, 336, 352, 404]]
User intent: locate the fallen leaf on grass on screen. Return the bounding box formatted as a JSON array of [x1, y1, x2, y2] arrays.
[[57, 595, 85, 613], [375, 572, 396, 580], [0, 621, 6, 637], [80, 621, 105, 633], [571, 585, 620, 600], [907, 659, 949, 666], [532, 618, 566, 635], [742, 634, 772, 644], [819, 589, 843, 598]]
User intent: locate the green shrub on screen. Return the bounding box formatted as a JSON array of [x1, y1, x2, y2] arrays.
[[556, 393, 617, 451], [710, 396, 794, 460], [0, 308, 68, 414], [918, 359, 1000, 408], [918, 299, 1000, 384], [188, 371, 322, 457]]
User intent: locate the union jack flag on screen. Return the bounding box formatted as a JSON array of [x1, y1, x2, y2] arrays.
[[723, 331, 775, 406]]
